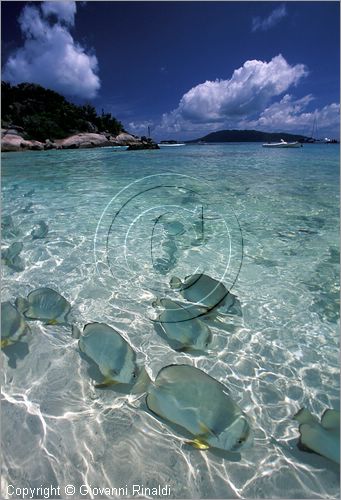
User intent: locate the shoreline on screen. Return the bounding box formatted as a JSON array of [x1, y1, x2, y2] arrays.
[[1, 129, 158, 153]]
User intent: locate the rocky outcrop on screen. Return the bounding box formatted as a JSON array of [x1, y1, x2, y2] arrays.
[[127, 136, 160, 150], [113, 132, 140, 146], [1, 128, 156, 152], [1, 128, 44, 152], [55, 133, 112, 149]]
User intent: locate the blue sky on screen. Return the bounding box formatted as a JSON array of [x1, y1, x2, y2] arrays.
[[2, 1, 340, 140]]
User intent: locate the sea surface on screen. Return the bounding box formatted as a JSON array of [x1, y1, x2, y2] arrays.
[[1, 143, 340, 499]]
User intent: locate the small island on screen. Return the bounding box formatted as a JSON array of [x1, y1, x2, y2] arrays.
[[1, 82, 159, 152]]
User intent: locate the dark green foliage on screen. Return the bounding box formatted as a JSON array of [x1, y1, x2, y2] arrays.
[[188, 129, 309, 143], [1, 81, 124, 141]]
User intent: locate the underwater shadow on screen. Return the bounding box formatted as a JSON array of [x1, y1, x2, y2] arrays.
[[2, 341, 30, 369]]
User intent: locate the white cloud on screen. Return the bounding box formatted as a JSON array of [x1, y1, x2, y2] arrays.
[[139, 55, 338, 140], [128, 120, 154, 136], [2, 2, 100, 98], [161, 55, 307, 129], [252, 4, 287, 32], [41, 1, 77, 26], [243, 94, 340, 135]]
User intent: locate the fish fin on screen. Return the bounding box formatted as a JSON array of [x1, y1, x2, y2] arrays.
[[131, 367, 152, 395], [15, 297, 29, 314], [186, 438, 210, 450], [293, 408, 319, 425], [46, 319, 58, 325], [94, 378, 119, 389], [176, 345, 193, 353], [1, 339, 11, 349], [321, 409, 340, 431]]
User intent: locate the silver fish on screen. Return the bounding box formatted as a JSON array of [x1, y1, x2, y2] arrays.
[[170, 273, 239, 313], [31, 220, 49, 239], [1, 301, 30, 348], [146, 364, 253, 452], [1, 241, 25, 272], [154, 298, 211, 351], [23, 288, 71, 324], [79, 323, 137, 387], [294, 407, 340, 464]]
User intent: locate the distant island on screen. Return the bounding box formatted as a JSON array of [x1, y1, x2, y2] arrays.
[[1, 81, 158, 152], [187, 129, 310, 143]]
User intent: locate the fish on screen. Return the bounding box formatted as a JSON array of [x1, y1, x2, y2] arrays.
[[1, 241, 25, 272], [1, 216, 20, 238], [153, 298, 211, 351], [31, 220, 48, 239], [2, 215, 14, 230], [146, 364, 253, 452], [1, 301, 30, 348], [78, 323, 139, 387], [22, 202, 34, 213], [22, 288, 71, 324], [294, 407, 340, 464], [170, 273, 240, 314]]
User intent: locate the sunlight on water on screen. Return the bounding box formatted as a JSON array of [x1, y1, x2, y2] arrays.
[[1, 144, 340, 499]]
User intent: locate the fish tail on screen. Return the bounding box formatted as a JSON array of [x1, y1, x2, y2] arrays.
[[131, 366, 152, 394], [185, 438, 210, 450], [94, 378, 119, 389]]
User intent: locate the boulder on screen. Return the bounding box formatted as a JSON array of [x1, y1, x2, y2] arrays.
[[1, 128, 156, 152], [56, 133, 111, 149], [114, 132, 140, 146], [1, 131, 44, 152], [44, 139, 56, 150], [30, 140, 44, 151], [127, 137, 160, 150]]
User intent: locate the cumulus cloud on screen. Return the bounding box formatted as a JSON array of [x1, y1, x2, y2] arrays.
[[161, 55, 307, 130], [2, 2, 100, 98], [142, 55, 338, 139], [242, 94, 340, 134], [41, 1, 77, 25], [252, 4, 287, 32]]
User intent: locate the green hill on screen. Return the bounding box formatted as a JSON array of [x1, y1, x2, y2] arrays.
[[187, 129, 309, 143], [1, 81, 124, 142]]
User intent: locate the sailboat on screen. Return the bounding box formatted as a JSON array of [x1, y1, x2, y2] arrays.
[[307, 116, 335, 143]]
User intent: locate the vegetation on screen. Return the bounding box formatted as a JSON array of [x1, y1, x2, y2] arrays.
[[188, 129, 310, 143], [1, 81, 124, 142]]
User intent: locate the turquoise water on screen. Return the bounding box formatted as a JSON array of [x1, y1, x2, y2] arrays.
[[1, 143, 340, 499]]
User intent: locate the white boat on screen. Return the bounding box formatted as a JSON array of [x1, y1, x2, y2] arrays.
[[262, 139, 302, 148], [158, 143, 186, 147]]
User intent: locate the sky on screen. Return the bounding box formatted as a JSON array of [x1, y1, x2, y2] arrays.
[[1, 1, 340, 140]]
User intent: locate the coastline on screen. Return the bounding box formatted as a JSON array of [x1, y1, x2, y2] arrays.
[[1, 128, 157, 153]]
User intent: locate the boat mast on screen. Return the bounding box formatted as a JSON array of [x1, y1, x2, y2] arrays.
[[310, 115, 319, 140]]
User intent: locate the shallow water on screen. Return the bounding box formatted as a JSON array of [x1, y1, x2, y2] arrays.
[[1, 143, 340, 499]]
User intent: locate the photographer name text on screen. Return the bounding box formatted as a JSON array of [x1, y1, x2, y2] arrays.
[[7, 483, 171, 498]]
